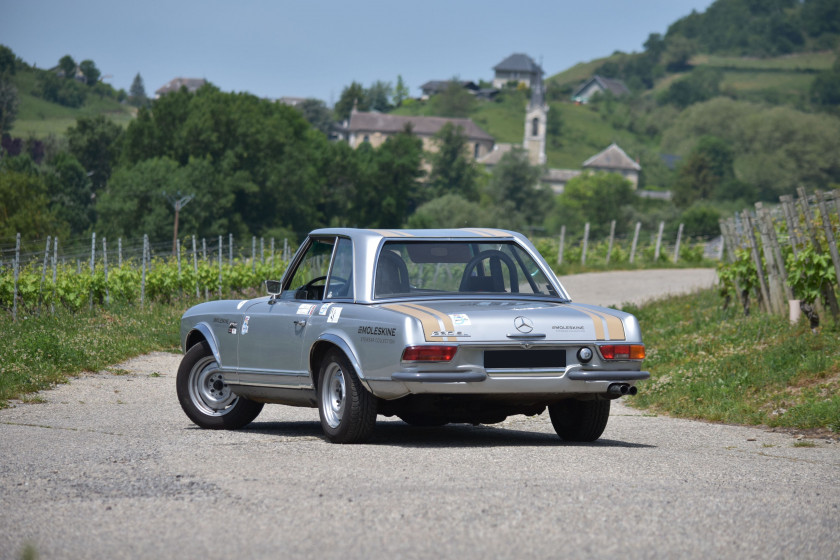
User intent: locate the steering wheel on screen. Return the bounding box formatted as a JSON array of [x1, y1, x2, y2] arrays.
[[459, 250, 519, 293], [299, 275, 348, 300]]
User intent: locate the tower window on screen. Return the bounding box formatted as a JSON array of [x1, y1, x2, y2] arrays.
[[532, 117, 539, 137]]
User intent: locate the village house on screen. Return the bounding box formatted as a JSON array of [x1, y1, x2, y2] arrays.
[[492, 53, 543, 89], [540, 143, 642, 194], [571, 75, 630, 104], [343, 110, 495, 160], [155, 77, 207, 98], [419, 80, 479, 100]]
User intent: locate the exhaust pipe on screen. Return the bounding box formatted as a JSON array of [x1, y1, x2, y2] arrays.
[[607, 383, 637, 396], [607, 383, 628, 396]]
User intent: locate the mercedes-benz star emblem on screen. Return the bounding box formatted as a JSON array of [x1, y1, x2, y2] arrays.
[[514, 316, 533, 333]]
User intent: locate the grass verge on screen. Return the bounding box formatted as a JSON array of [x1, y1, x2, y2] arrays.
[[623, 288, 840, 435], [0, 302, 182, 407]]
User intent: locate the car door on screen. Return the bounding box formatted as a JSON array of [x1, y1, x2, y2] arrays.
[[236, 237, 338, 388]]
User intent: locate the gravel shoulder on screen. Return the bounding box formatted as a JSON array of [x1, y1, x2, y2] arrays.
[[2, 268, 838, 560]]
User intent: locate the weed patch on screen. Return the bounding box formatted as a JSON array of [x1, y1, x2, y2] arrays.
[[627, 289, 840, 433]]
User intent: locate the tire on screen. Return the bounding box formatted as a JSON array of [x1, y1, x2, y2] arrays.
[[548, 398, 610, 442], [317, 349, 377, 443], [176, 341, 263, 430]]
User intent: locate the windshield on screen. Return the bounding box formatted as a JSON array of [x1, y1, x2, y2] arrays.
[[374, 240, 559, 299]]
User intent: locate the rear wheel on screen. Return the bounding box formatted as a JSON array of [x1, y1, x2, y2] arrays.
[[317, 350, 377, 443], [177, 341, 263, 429], [548, 398, 610, 442]]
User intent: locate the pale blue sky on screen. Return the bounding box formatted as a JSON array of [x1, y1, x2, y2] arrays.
[[2, 0, 715, 104]]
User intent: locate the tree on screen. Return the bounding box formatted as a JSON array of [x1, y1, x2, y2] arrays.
[[427, 123, 480, 202], [0, 45, 17, 76], [355, 126, 423, 228], [0, 77, 18, 134], [334, 81, 368, 122], [0, 160, 68, 241], [407, 194, 509, 229], [366, 80, 393, 113], [428, 80, 475, 118], [79, 60, 100, 85], [46, 152, 94, 234], [661, 36, 695, 72], [67, 115, 124, 192], [129, 73, 148, 107], [548, 172, 633, 238], [58, 55, 76, 78], [811, 69, 840, 108], [485, 148, 547, 228], [673, 136, 740, 207], [297, 98, 333, 136], [394, 75, 409, 107]]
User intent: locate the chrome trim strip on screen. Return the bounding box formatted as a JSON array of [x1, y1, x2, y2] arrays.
[[565, 370, 650, 381], [391, 372, 487, 383]]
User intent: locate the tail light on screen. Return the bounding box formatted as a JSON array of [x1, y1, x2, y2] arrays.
[[599, 344, 645, 360], [402, 346, 458, 362]]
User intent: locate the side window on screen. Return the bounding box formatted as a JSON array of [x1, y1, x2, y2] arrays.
[[283, 238, 335, 300], [325, 237, 354, 299]]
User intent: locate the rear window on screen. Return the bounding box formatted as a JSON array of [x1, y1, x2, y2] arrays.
[[374, 241, 558, 298]]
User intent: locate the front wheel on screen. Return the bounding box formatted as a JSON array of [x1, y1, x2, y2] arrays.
[[548, 398, 610, 442], [176, 341, 263, 429], [318, 350, 377, 443]]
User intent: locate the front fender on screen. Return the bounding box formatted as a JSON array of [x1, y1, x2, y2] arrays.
[[184, 322, 222, 365]]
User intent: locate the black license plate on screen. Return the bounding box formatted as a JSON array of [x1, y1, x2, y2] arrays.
[[484, 349, 566, 370]]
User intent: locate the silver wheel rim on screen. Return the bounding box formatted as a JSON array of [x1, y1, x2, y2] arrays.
[[321, 362, 346, 429], [188, 355, 238, 416]]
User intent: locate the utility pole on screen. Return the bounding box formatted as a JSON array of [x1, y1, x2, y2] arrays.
[[164, 192, 194, 255]]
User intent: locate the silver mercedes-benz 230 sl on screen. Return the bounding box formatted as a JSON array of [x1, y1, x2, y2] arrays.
[[177, 228, 648, 443]]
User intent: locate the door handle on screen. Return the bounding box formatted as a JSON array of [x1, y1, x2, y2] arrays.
[[294, 319, 307, 327]]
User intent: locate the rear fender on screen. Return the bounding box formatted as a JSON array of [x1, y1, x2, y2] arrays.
[[309, 332, 367, 390]]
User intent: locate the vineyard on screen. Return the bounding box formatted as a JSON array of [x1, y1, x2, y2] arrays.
[[1, 225, 718, 319], [0, 234, 292, 319], [718, 187, 840, 327]]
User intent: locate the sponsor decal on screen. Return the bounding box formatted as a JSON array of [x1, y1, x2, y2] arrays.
[[228, 322, 238, 335], [431, 331, 471, 338], [552, 325, 586, 331], [213, 317, 227, 324], [357, 325, 397, 337], [327, 306, 343, 323], [319, 303, 334, 316], [297, 303, 316, 315], [241, 316, 250, 335], [449, 313, 471, 326]]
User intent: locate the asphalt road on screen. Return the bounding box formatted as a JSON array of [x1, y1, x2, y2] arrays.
[[1, 269, 838, 560]]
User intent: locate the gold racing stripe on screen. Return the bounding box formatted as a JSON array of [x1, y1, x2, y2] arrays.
[[402, 303, 456, 338], [565, 305, 606, 340], [368, 229, 414, 237], [382, 303, 450, 342], [460, 228, 507, 238], [566, 305, 626, 341]]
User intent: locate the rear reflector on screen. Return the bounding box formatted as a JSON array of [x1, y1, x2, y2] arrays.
[[402, 346, 458, 362], [599, 344, 645, 360]]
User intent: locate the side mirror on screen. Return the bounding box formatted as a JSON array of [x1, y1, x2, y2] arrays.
[[265, 280, 282, 297]]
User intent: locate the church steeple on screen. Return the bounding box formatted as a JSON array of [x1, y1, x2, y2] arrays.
[[523, 58, 547, 166]]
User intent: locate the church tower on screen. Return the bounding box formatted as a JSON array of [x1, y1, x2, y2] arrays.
[[523, 66, 547, 166]]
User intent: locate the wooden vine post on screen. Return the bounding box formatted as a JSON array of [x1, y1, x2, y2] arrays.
[[742, 210, 772, 314]]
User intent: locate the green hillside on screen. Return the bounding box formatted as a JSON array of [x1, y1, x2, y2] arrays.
[[6, 64, 134, 138]]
